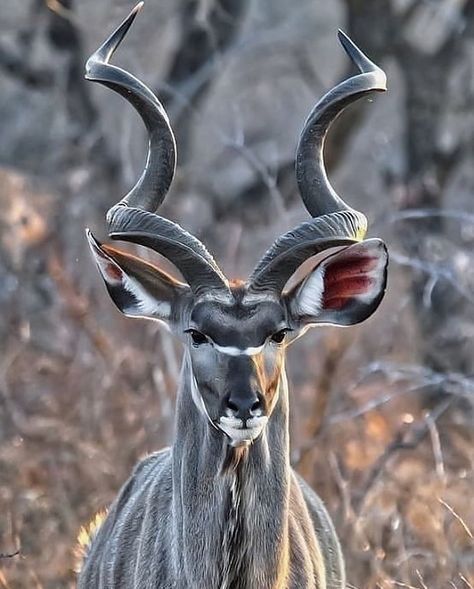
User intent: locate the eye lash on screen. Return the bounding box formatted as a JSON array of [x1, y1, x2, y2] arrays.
[[270, 329, 289, 344], [185, 329, 209, 346]]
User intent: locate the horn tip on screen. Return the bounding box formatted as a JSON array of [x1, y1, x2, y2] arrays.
[[337, 29, 349, 42], [85, 228, 102, 249], [125, 2, 145, 23], [130, 2, 145, 19], [337, 29, 387, 90], [111, 1, 144, 46], [86, 1, 144, 69], [337, 29, 357, 54], [337, 30, 373, 70]]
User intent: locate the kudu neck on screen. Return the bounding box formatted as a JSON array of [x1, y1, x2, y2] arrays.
[[170, 352, 292, 586]]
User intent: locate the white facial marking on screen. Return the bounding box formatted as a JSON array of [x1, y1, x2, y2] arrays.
[[296, 265, 325, 316], [213, 343, 265, 357], [242, 292, 278, 304], [219, 415, 268, 446], [247, 415, 267, 428], [197, 290, 232, 304]]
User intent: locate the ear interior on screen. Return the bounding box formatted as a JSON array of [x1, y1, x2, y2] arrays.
[[289, 239, 388, 326], [86, 229, 187, 320]]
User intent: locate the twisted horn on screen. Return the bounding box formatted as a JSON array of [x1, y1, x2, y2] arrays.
[[248, 32, 386, 294], [85, 2, 175, 215], [107, 207, 229, 297], [248, 211, 363, 293], [85, 3, 229, 294], [296, 30, 386, 218]]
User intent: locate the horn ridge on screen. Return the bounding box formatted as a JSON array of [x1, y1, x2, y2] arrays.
[[248, 210, 364, 293], [108, 206, 229, 294]]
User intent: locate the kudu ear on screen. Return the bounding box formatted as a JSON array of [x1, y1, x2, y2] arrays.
[[86, 229, 188, 321], [286, 239, 388, 327]]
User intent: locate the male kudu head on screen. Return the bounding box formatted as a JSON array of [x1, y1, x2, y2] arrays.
[[86, 3, 388, 448]]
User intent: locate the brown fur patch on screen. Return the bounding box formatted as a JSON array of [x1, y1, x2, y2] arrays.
[[221, 445, 249, 473], [73, 510, 107, 574]]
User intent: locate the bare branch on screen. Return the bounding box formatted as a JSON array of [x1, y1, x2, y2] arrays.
[[390, 251, 474, 305], [355, 398, 453, 513], [438, 498, 474, 540]]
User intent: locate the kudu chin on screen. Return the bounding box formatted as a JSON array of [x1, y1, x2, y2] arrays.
[[78, 3, 388, 588]]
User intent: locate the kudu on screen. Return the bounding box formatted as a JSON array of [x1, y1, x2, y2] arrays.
[[78, 3, 388, 588]]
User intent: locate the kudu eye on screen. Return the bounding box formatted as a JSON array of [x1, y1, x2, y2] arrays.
[[270, 330, 288, 344], [186, 329, 209, 347]]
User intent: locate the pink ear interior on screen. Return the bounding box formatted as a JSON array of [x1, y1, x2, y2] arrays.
[[88, 237, 124, 285], [102, 260, 123, 282], [322, 252, 380, 311]]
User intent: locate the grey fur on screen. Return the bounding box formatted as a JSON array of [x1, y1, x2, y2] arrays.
[[81, 230, 389, 589], [78, 356, 345, 589]]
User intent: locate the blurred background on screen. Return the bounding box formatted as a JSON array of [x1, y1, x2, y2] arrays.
[[0, 0, 473, 587]]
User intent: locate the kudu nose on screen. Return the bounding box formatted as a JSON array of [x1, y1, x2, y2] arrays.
[[225, 392, 263, 422]]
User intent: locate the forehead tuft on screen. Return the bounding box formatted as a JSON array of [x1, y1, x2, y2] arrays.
[[191, 288, 285, 348]]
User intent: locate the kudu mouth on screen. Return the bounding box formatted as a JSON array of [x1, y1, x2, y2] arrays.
[[218, 415, 269, 448]]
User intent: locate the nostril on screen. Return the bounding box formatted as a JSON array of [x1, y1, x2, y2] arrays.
[[250, 399, 263, 417], [251, 399, 262, 415], [225, 395, 263, 418], [227, 399, 239, 414]]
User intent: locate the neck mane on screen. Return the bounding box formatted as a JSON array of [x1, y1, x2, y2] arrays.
[[171, 352, 291, 587]]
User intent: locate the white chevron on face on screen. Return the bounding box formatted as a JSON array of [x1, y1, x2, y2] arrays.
[[213, 343, 266, 357]]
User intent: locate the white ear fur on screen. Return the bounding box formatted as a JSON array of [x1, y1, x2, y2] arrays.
[[290, 239, 388, 326], [86, 229, 177, 321], [97, 256, 171, 318], [294, 265, 326, 317]]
